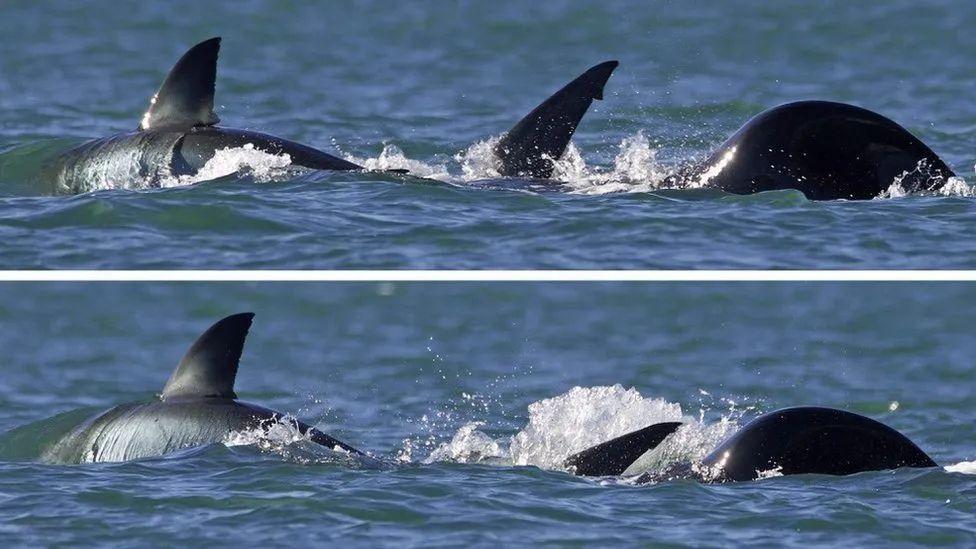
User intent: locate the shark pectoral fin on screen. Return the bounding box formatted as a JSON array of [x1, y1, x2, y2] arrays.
[[140, 37, 222, 131], [493, 60, 619, 178], [307, 427, 364, 456], [564, 421, 682, 477], [161, 312, 254, 400]]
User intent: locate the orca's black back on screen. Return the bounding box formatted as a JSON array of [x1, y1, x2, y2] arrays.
[[702, 407, 936, 482], [697, 101, 954, 200]]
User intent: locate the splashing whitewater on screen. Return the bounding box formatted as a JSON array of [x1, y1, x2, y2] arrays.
[[159, 144, 300, 187], [422, 385, 739, 479]]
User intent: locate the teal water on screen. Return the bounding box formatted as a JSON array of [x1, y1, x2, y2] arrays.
[[0, 283, 974, 544], [2, 2, 976, 268]]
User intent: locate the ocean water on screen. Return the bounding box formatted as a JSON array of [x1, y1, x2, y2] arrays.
[[2, 1, 976, 268], [0, 283, 974, 545]]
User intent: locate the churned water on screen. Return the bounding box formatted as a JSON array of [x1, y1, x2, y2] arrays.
[[0, 283, 974, 544], [1, 1, 976, 268]]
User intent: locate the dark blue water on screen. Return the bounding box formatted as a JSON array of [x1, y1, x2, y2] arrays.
[[2, 2, 976, 268], [0, 283, 974, 544]]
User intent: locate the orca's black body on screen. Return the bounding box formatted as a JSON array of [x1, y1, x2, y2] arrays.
[[43, 313, 361, 463], [675, 101, 956, 200], [567, 406, 936, 483]]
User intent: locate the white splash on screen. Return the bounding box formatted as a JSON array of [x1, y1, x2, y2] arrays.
[[343, 133, 676, 195], [556, 133, 674, 195], [160, 143, 296, 188], [611, 133, 672, 188], [425, 422, 503, 464], [944, 460, 976, 474], [424, 385, 693, 473], [223, 414, 358, 465], [548, 142, 588, 184], [935, 176, 976, 197], [755, 466, 785, 480], [881, 180, 909, 199], [509, 385, 685, 469], [223, 414, 313, 450], [878, 159, 976, 199], [454, 136, 505, 180], [345, 143, 451, 180]]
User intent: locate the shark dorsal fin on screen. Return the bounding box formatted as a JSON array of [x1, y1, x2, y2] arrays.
[[494, 60, 618, 178], [161, 312, 254, 400], [139, 37, 222, 131]]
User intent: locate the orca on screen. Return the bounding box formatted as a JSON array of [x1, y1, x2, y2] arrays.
[[566, 406, 937, 483], [43, 313, 362, 464], [492, 60, 618, 179], [670, 101, 957, 200]]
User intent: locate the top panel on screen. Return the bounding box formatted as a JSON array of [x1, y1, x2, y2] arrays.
[[1, 1, 974, 269]]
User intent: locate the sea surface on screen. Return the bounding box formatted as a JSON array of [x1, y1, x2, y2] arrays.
[[1, 1, 976, 268], [0, 283, 973, 545]]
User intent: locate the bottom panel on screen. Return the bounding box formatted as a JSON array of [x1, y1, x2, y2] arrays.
[[0, 283, 972, 544]]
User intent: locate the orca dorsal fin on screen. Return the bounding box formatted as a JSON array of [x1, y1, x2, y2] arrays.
[[494, 60, 618, 179], [564, 421, 682, 476], [139, 37, 222, 131], [161, 312, 254, 400]]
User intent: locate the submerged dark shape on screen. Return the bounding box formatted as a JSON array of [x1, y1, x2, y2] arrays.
[[493, 60, 618, 179], [43, 313, 361, 463], [567, 407, 936, 483], [674, 101, 956, 200], [49, 37, 363, 194]]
